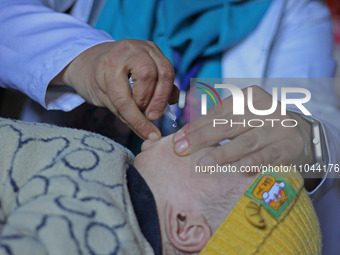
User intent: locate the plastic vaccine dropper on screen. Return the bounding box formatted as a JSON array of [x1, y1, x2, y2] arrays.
[[128, 77, 177, 128]]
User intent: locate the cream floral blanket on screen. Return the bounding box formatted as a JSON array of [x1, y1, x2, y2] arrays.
[[0, 118, 154, 255]]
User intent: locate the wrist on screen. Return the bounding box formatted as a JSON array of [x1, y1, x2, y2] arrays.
[[289, 112, 315, 165], [290, 112, 325, 192], [297, 114, 323, 166], [49, 62, 72, 86]]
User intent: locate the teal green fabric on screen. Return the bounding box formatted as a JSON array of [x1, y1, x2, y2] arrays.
[[95, 0, 271, 79]]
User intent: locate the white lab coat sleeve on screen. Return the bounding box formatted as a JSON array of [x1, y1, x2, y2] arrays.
[[264, 0, 336, 78], [263, 0, 340, 199], [222, 0, 339, 198], [222, 0, 336, 78], [0, 0, 113, 111]]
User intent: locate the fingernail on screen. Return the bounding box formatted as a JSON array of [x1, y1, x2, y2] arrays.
[[148, 111, 160, 120], [198, 156, 213, 166], [173, 131, 185, 143], [148, 132, 160, 140], [175, 140, 188, 153]]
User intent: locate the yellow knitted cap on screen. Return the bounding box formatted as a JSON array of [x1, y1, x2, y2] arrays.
[[200, 168, 321, 255]]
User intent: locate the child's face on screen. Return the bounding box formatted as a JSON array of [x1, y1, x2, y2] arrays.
[[134, 133, 249, 189], [134, 134, 254, 253], [134, 135, 254, 253], [134, 133, 250, 216], [134, 134, 216, 197]]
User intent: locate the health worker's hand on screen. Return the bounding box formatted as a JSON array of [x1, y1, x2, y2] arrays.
[[51, 40, 178, 140], [173, 86, 315, 168]]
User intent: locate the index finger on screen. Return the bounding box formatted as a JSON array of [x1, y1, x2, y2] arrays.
[[172, 92, 251, 156], [178, 92, 235, 138], [118, 99, 162, 140], [173, 93, 235, 142], [144, 42, 175, 120], [106, 74, 161, 140]]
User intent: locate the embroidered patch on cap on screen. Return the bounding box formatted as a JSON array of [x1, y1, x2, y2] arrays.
[[245, 172, 297, 219]]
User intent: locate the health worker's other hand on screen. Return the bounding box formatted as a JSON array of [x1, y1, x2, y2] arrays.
[[173, 86, 314, 168], [51, 40, 178, 140]]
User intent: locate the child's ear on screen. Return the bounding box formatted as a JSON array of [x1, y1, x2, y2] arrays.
[[166, 207, 211, 253]]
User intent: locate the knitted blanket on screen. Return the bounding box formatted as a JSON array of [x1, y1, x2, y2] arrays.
[[0, 117, 154, 255]]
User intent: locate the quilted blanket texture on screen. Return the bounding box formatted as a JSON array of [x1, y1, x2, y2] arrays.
[[0, 118, 154, 255]]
